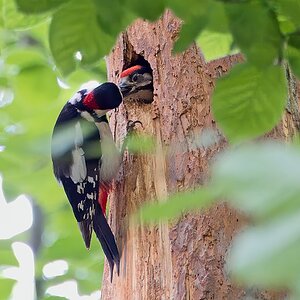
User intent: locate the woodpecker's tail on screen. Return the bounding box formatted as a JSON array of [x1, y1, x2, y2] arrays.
[[93, 207, 120, 282]]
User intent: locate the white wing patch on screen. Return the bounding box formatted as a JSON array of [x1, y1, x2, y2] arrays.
[[70, 122, 87, 183], [74, 122, 83, 146], [70, 148, 87, 183], [69, 92, 83, 105]]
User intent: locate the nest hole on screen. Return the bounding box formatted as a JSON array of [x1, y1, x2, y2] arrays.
[[122, 52, 154, 104]]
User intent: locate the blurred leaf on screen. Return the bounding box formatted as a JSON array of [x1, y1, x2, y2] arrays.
[[0, 278, 14, 299], [3, 0, 48, 30], [49, 0, 114, 76], [225, 1, 282, 66], [0, 0, 4, 27], [212, 143, 300, 221], [126, 0, 165, 21], [126, 134, 155, 154], [93, 0, 135, 37], [212, 63, 287, 142], [15, 0, 69, 14], [228, 211, 300, 287], [5, 48, 46, 69], [196, 30, 234, 62], [173, 17, 207, 53], [138, 187, 215, 223], [268, 0, 300, 29], [42, 234, 89, 261], [287, 33, 300, 79], [4, 64, 59, 118], [167, 0, 209, 21], [0, 248, 17, 265], [43, 296, 64, 300], [171, 0, 212, 53]]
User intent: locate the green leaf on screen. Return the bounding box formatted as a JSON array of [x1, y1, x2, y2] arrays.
[[137, 188, 215, 223], [126, 135, 155, 154], [268, 0, 300, 29], [93, 0, 135, 37], [0, 278, 14, 300], [0, 248, 17, 266], [5, 64, 60, 118], [287, 33, 300, 79], [212, 143, 300, 221], [170, 0, 213, 53], [5, 48, 46, 69], [167, 0, 209, 21], [15, 0, 69, 14], [228, 211, 300, 287], [226, 1, 282, 66], [3, 0, 48, 30], [0, 0, 4, 27], [49, 0, 114, 76], [212, 63, 287, 142], [126, 0, 164, 21], [196, 30, 234, 62], [173, 18, 207, 53]]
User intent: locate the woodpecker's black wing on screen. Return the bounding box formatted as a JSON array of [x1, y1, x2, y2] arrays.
[[51, 101, 98, 248], [51, 101, 120, 279]]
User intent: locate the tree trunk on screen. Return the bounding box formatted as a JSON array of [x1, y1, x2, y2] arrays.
[[101, 10, 299, 300]]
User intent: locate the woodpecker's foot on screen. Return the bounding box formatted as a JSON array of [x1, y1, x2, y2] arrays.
[[126, 120, 143, 134], [121, 120, 143, 154]]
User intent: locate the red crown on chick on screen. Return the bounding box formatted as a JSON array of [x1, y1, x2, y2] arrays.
[[120, 65, 142, 78]]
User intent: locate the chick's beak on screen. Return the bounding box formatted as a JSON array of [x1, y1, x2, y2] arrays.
[[119, 82, 132, 97], [118, 77, 135, 97]]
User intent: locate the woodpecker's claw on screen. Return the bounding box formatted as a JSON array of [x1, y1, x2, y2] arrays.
[[121, 120, 143, 154], [126, 120, 143, 133]]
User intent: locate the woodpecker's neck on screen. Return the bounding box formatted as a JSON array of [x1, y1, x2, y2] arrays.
[[95, 121, 121, 183], [92, 113, 108, 123]]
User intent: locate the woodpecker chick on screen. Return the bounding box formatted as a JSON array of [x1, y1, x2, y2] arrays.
[[119, 65, 153, 103], [51, 82, 122, 281]]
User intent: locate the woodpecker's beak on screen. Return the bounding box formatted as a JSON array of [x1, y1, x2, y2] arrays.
[[119, 81, 134, 97]]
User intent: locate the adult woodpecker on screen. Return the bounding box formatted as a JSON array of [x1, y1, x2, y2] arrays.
[[51, 82, 122, 281], [51, 65, 153, 282]]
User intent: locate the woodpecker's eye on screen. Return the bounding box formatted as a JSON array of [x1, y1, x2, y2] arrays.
[[132, 73, 138, 82]]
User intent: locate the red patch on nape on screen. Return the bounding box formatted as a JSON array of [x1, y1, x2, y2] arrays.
[[83, 92, 100, 110], [120, 65, 142, 78], [98, 184, 110, 215]]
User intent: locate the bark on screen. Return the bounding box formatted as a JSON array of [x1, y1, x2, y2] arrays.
[[101, 10, 300, 300]]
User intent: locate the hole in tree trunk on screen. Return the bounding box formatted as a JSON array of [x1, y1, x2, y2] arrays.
[[121, 52, 154, 104]]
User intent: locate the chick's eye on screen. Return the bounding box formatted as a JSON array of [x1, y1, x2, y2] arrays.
[[132, 74, 138, 82]]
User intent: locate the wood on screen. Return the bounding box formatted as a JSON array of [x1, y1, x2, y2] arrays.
[[101, 10, 299, 300]]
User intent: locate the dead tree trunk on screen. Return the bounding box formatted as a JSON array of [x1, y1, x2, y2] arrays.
[[101, 10, 300, 300]]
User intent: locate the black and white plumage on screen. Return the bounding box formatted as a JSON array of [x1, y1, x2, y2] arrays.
[[51, 82, 123, 281]]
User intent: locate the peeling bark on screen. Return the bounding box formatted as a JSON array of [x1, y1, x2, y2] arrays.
[[101, 10, 299, 300]]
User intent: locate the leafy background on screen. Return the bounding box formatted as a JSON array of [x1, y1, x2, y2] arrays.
[[1, 0, 300, 299]]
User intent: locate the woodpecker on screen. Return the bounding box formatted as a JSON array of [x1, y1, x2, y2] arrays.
[[51, 65, 153, 282], [119, 64, 153, 103], [51, 82, 123, 281]]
